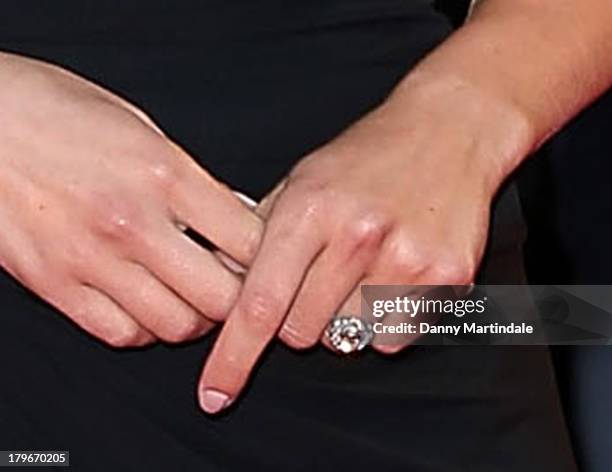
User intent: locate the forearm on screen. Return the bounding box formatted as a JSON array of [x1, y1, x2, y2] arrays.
[[388, 0, 612, 179]]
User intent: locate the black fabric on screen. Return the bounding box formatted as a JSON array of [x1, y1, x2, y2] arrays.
[[518, 89, 612, 472], [0, 2, 576, 471], [434, 0, 470, 27]]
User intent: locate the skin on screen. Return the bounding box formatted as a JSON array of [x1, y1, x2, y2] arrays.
[[1, 0, 612, 416], [198, 0, 612, 413], [0, 52, 262, 347]]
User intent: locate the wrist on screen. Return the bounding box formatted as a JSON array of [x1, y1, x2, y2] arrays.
[[384, 70, 537, 194]]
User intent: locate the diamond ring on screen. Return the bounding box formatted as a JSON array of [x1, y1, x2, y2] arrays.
[[325, 316, 374, 354]]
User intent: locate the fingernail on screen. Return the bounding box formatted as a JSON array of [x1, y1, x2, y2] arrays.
[[199, 388, 231, 414]]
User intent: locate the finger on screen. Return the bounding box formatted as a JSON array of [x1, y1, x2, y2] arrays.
[[322, 264, 425, 354], [317, 229, 414, 353], [338, 234, 425, 353], [255, 179, 287, 218], [83, 259, 214, 343], [136, 222, 244, 321], [357, 242, 447, 353], [56, 283, 156, 348], [212, 191, 257, 275], [170, 150, 263, 266], [210, 182, 283, 275], [278, 225, 383, 349], [198, 209, 324, 413], [365, 240, 474, 354], [0, 213, 155, 349]]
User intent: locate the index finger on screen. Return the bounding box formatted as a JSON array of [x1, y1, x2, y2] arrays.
[[197, 207, 323, 413], [170, 144, 263, 266]]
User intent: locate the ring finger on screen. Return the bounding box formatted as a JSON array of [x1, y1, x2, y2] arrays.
[[83, 258, 213, 343]]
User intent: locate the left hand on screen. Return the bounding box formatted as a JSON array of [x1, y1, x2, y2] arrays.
[[197, 79, 531, 413]]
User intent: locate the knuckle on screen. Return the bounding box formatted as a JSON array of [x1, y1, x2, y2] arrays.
[[428, 257, 475, 285], [158, 317, 203, 344], [90, 198, 145, 243], [202, 289, 237, 322], [105, 325, 148, 348], [99, 213, 137, 241], [386, 240, 429, 279], [240, 226, 263, 264], [344, 213, 389, 251], [215, 351, 250, 377], [239, 292, 283, 331], [279, 323, 318, 350]]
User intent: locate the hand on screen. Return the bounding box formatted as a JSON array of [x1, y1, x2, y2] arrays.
[[197, 78, 531, 413], [0, 52, 262, 347]]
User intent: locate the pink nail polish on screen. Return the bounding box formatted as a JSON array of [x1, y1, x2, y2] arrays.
[[200, 388, 231, 414]]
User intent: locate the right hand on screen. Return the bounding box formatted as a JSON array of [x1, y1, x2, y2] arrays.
[[0, 52, 262, 347]]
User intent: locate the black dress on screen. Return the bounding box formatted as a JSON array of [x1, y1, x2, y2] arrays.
[[0, 1, 577, 470]]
